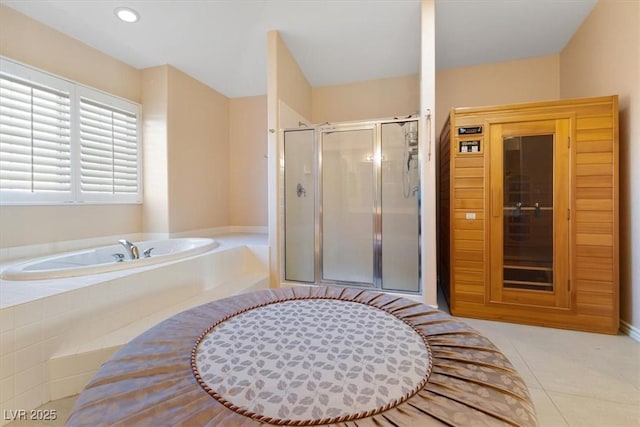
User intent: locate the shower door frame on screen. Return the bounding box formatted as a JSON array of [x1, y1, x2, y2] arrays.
[[318, 123, 382, 288], [282, 117, 421, 293]]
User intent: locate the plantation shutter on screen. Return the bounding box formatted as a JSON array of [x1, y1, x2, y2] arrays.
[[0, 74, 72, 197], [79, 97, 139, 196]]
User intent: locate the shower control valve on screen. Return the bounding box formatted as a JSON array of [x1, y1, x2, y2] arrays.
[[296, 183, 307, 198]]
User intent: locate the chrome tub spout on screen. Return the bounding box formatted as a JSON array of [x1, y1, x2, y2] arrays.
[[118, 239, 139, 260]]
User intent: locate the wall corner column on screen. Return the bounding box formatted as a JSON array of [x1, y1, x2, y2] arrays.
[[420, 0, 438, 307]]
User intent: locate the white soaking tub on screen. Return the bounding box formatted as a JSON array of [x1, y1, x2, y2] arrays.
[[0, 238, 219, 281]]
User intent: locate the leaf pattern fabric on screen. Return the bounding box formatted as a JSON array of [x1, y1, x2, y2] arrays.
[[194, 299, 431, 423]]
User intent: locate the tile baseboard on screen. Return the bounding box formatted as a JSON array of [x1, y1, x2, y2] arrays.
[[620, 319, 640, 343]]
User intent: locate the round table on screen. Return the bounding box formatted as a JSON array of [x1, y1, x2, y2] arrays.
[[67, 287, 538, 426]]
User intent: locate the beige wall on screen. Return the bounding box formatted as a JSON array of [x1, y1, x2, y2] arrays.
[[0, 5, 140, 103], [312, 74, 420, 124], [229, 95, 268, 227], [167, 66, 230, 232], [435, 54, 561, 134], [0, 5, 142, 248], [141, 66, 170, 235], [560, 0, 640, 330], [275, 34, 312, 122]]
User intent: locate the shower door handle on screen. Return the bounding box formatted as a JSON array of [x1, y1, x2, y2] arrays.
[[296, 183, 306, 197]]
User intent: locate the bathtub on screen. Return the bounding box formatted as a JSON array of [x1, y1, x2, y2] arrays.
[[0, 232, 269, 424], [0, 238, 219, 281]]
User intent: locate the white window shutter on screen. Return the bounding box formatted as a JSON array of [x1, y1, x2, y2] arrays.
[[0, 74, 72, 199], [0, 58, 141, 205], [79, 97, 139, 197]]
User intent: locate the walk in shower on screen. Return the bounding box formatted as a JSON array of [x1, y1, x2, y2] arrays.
[[283, 118, 420, 293]]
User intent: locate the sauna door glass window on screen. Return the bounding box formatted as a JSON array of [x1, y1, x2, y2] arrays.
[[489, 119, 570, 308]]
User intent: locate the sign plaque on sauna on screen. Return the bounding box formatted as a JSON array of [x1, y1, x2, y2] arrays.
[[459, 140, 481, 153], [458, 126, 483, 135]]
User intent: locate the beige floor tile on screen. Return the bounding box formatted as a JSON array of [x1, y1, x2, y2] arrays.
[[528, 386, 569, 427], [461, 317, 543, 390], [548, 390, 640, 427], [458, 316, 640, 406], [510, 336, 640, 405]]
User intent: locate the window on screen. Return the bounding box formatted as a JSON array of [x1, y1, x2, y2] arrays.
[[0, 58, 142, 205]]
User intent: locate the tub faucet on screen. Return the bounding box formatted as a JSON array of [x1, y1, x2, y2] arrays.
[[118, 239, 139, 260]]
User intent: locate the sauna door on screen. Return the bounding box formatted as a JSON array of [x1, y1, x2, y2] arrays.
[[489, 119, 570, 308]]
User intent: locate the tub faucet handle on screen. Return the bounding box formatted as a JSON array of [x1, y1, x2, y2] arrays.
[[112, 253, 125, 262], [143, 248, 154, 258], [118, 239, 139, 260]]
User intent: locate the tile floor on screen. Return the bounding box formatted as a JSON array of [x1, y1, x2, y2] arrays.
[[5, 291, 640, 427]]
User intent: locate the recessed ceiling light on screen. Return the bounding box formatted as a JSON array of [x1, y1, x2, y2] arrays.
[[114, 7, 140, 23]]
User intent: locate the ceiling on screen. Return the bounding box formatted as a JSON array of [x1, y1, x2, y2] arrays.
[[2, 0, 597, 99]]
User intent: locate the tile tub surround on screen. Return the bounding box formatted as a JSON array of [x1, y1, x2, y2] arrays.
[[0, 233, 268, 426]]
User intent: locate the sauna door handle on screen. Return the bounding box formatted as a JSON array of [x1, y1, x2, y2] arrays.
[[492, 189, 500, 217]]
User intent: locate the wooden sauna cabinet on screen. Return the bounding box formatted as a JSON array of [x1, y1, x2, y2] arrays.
[[438, 96, 619, 334]]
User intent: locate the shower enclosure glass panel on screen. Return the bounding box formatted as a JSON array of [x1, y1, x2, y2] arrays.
[[284, 129, 315, 283], [381, 122, 420, 292], [321, 128, 375, 285]]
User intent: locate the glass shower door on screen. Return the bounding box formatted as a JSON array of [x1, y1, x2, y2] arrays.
[[490, 119, 570, 308], [284, 129, 315, 283], [321, 127, 375, 285]]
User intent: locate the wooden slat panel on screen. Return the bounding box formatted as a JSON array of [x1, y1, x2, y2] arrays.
[[576, 152, 612, 164], [453, 177, 483, 188], [454, 249, 483, 261], [576, 129, 613, 142], [573, 103, 615, 116], [576, 291, 614, 306], [576, 233, 613, 246], [455, 156, 484, 168], [575, 210, 613, 223], [455, 167, 483, 178], [576, 256, 615, 269], [454, 259, 484, 271], [575, 245, 613, 258], [455, 292, 484, 303], [575, 279, 615, 293], [454, 281, 485, 294], [575, 221, 613, 234], [576, 199, 613, 210], [454, 188, 483, 199], [576, 175, 612, 188], [576, 164, 613, 176], [453, 229, 483, 241], [575, 187, 613, 199], [576, 115, 613, 130], [575, 301, 613, 317], [576, 140, 612, 153], [454, 269, 484, 282], [454, 198, 484, 210], [454, 239, 483, 251], [454, 219, 484, 230], [575, 265, 613, 282]]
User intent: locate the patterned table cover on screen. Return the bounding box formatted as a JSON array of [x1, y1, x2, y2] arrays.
[[67, 287, 538, 426]]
